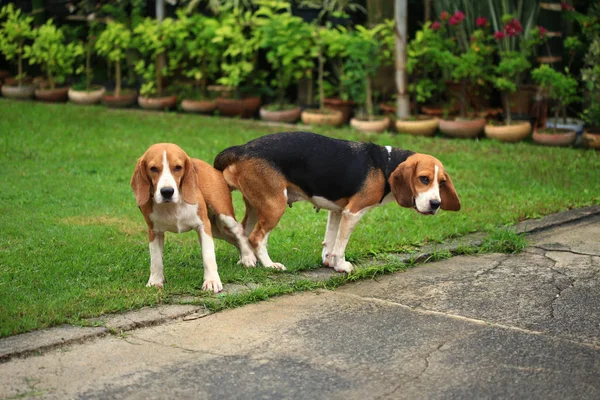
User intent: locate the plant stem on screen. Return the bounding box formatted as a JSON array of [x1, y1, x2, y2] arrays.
[[318, 44, 324, 111], [502, 92, 512, 125], [86, 41, 92, 91], [115, 59, 121, 97], [155, 54, 162, 97], [17, 41, 23, 87], [366, 76, 373, 119], [278, 69, 285, 111]]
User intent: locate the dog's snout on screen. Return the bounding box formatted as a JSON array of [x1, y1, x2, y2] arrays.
[[160, 187, 175, 199], [430, 199, 441, 210]]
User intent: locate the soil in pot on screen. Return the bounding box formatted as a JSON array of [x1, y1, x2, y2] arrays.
[[532, 128, 577, 146], [350, 116, 391, 133], [68, 85, 105, 105], [484, 121, 532, 143], [138, 95, 178, 111], [396, 115, 439, 137], [301, 109, 344, 127], [439, 117, 486, 139], [35, 87, 69, 102], [260, 104, 301, 123], [102, 90, 138, 108]]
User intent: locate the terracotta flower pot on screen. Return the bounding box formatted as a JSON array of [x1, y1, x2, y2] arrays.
[[217, 96, 261, 118], [395, 116, 439, 137], [181, 99, 216, 114], [68, 85, 105, 105], [1, 84, 36, 100], [259, 106, 301, 123], [350, 116, 391, 133], [324, 97, 355, 123], [300, 109, 344, 127], [533, 128, 577, 146], [439, 118, 486, 138], [484, 121, 532, 142], [138, 95, 178, 110], [35, 86, 69, 102], [102, 90, 138, 108], [582, 129, 600, 149]]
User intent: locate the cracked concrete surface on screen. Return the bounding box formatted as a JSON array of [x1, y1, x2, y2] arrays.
[[0, 210, 599, 399]]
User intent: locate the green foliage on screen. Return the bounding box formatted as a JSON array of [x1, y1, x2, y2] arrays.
[[531, 64, 580, 124], [257, 6, 316, 109], [133, 17, 187, 97], [23, 20, 83, 90], [297, 0, 366, 23], [581, 37, 600, 126], [0, 4, 35, 84], [95, 21, 132, 96]]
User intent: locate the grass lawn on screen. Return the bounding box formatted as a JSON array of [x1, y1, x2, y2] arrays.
[[0, 99, 598, 338]]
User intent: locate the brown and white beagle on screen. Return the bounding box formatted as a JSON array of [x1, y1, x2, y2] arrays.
[[131, 143, 256, 293], [214, 131, 460, 273]]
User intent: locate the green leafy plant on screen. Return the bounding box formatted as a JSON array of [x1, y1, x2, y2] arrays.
[[257, 6, 316, 110], [24, 20, 83, 90], [297, 0, 366, 23], [95, 21, 132, 97], [0, 4, 36, 86], [581, 37, 600, 128], [319, 26, 353, 101], [177, 11, 222, 100], [133, 17, 187, 98], [531, 64, 580, 133]]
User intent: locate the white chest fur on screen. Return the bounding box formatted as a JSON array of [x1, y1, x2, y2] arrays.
[[150, 201, 202, 233]]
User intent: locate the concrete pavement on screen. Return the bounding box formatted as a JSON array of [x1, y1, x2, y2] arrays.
[[0, 207, 599, 399]]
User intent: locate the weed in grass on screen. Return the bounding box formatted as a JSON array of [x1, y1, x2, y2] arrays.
[[481, 229, 528, 254]]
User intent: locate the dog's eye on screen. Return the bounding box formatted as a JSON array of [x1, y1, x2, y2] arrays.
[[174, 165, 183, 172], [150, 167, 159, 173], [419, 176, 430, 185]]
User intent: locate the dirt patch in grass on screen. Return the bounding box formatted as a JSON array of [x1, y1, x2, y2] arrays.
[[60, 216, 141, 236]]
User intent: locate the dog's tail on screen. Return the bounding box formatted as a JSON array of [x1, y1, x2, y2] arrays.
[[214, 145, 242, 171]]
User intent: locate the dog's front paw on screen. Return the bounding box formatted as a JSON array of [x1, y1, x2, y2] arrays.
[[146, 275, 165, 288], [322, 247, 331, 266], [238, 252, 258, 267], [333, 260, 354, 274], [203, 277, 223, 293], [264, 262, 287, 271]]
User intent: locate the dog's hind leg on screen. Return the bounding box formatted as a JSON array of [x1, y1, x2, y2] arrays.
[[246, 195, 287, 270], [217, 213, 257, 267]]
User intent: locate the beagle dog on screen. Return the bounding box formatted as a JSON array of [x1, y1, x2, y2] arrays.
[[214, 131, 460, 273], [131, 143, 256, 293]]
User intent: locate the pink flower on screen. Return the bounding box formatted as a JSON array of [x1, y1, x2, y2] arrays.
[[561, 2, 575, 11], [503, 19, 522, 37], [440, 11, 450, 21], [538, 26, 548, 38], [453, 11, 465, 23], [511, 19, 523, 34], [430, 21, 442, 30], [476, 17, 488, 27], [448, 16, 459, 25], [494, 31, 506, 40]]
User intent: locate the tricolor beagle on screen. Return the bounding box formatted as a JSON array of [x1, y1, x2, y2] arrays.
[[131, 143, 256, 293], [214, 131, 460, 273]]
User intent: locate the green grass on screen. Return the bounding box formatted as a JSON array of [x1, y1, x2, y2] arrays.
[[0, 99, 599, 337]]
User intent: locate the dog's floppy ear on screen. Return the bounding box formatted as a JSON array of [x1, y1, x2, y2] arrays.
[[131, 157, 151, 206], [181, 156, 198, 205], [440, 172, 461, 211], [389, 160, 416, 209]]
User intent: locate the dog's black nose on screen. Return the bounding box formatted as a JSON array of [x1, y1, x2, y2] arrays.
[[160, 187, 175, 199], [430, 199, 441, 210]]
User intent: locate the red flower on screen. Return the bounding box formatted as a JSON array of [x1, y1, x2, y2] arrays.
[[538, 26, 548, 38], [453, 11, 465, 22], [494, 31, 506, 40], [511, 19, 523, 33], [430, 21, 442, 30], [561, 2, 575, 11], [476, 17, 488, 27], [503, 19, 522, 37], [448, 16, 459, 25], [440, 11, 450, 21]]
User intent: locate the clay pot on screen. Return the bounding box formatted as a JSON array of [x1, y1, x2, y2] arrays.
[[439, 118, 486, 138], [102, 90, 138, 108], [181, 99, 216, 114], [396, 116, 439, 137], [300, 109, 344, 127], [35, 86, 69, 102], [324, 97, 355, 123], [350, 116, 391, 133], [1, 84, 36, 100], [217, 96, 261, 118], [259, 106, 302, 123], [533, 128, 577, 146], [68, 86, 105, 105], [484, 121, 532, 142], [138, 95, 178, 110], [582, 129, 600, 149]]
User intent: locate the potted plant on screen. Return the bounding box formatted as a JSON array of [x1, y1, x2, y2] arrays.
[[300, 25, 343, 127], [24, 19, 81, 102], [257, 5, 315, 123], [485, 16, 541, 142], [133, 17, 184, 110], [397, 21, 445, 136], [531, 64, 580, 146], [68, 21, 105, 105], [0, 4, 36, 99], [345, 23, 392, 133], [176, 11, 221, 114], [580, 37, 600, 148], [95, 21, 136, 107], [432, 10, 493, 138], [213, 8, 262, 118]]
